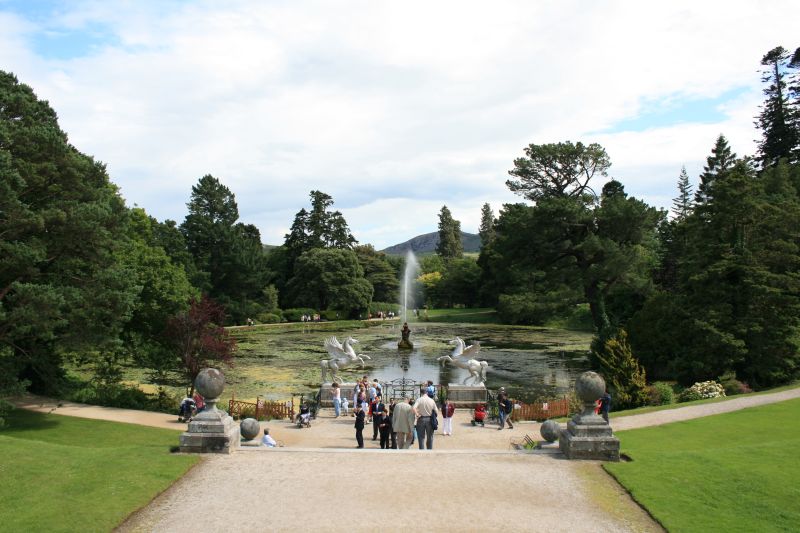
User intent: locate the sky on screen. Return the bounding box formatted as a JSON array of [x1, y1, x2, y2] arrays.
[[1, 1, 798, 249]]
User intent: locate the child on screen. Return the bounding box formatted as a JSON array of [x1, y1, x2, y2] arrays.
[[341, 397, 350, 417]]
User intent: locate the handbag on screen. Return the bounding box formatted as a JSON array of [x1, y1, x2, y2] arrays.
[[430, 410, 439, 431]]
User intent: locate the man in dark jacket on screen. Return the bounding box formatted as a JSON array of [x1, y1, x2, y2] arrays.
[[354, 405, 365, 448]]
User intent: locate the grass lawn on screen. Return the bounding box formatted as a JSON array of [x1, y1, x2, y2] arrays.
[[604, 398, 800, 532], [415, 307, 500, 324], [0, 410, 199, 532]]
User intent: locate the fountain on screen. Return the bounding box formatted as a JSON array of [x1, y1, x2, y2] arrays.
[[400, 250, 419, 322], [398, 251, 419, 350]]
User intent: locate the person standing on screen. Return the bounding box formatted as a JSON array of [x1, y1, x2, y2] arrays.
[[599, 391, 612, 423], [372, 396, 386, 441], [378, 408, 392, 449], [391, 396, 415, 449], [354, 404, 365, 448], [413, 390, 438, 450], [332, 382, 341, 418], [442, 399, 455, 436], [497, 388, 513, 430]]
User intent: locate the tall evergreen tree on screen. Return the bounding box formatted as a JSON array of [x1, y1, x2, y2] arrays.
[[695, 135, 736, 205], [671, 166, 694, 221], [756, 46, 800, 166], [0, 71, 138, 393], [478, 203, 496, 246], [436, 206, 463, 260]]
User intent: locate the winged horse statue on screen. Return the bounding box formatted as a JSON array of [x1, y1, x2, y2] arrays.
[[320, 336, 371, 384], [437, 336, 489, 385]]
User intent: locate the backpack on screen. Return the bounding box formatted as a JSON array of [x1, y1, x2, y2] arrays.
[[504, 399, 513, 414]]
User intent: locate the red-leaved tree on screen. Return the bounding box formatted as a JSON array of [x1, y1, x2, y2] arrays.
[[166, 295, 235, 396]]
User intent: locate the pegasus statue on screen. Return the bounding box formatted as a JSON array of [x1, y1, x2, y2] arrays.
[[320, 336, 371, 384], [437, 336, 489, 385]]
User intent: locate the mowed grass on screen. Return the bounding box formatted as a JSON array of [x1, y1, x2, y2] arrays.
[[416, 308, 500, 324], [604, 398, 800, 532], [0, 410, 199, 533]]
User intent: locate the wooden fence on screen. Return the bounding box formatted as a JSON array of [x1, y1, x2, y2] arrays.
[[510, 397, 570, 422], [228, 396, 294, 421]]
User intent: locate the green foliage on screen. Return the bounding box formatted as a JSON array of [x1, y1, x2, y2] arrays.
[[0, 410, 198, 531], [756, 46, 800, 166], [436, 205, 463, 260], [646, 382, 674, 406], [0, 399, 11, 429], [604, 399, 800, 532], [255, 312, 282, 324], [506, 141, 610, 201], [368, 301, 401, 315], [354, 245, 399, 303], [285, 248, 372, 315], [0, 70, 138, 394], [592, 330, 648, 410], [281, 308, 318, 322]]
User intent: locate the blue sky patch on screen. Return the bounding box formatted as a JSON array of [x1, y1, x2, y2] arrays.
[[597, 87, 750, 133]]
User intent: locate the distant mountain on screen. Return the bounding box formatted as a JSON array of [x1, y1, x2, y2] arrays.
[[380, 231, 481, 255]]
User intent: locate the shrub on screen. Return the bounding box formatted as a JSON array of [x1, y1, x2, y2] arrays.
[[282, 308, 317, 322], [368, 302, 401, 316], [256, 312, 282, 324], [0, 399, 13, 429], [722, 378, 752, 396], [647, 382, 675, 406], [679, 380, 725, 402], [593, 329, 649, 410]]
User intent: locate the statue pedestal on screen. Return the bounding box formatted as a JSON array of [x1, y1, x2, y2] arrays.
[[446, 384, 487, 407], [558, 413, 619, 461], [179, 409, 240, 454], [397, 340, 413, 350], [319, 382, 357, 408]]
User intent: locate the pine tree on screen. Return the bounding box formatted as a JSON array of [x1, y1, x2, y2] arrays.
[[756, 46, 800, 166], [478, 203, 496, 246], [436, 206, 463, 260], [695, 135, 736, 206], [671, 166, 693, 221]]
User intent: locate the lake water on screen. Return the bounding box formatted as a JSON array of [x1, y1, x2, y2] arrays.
[[228, 321, 593, 403]]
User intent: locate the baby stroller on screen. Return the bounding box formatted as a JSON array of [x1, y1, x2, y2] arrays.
[[295, 404, 311, 428], [178, 397, 196, 422], [471, 403, 488, 426]]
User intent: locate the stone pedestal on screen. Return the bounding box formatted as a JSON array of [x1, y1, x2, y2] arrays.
[[319, 382, 356, 408], [179, 409, 241, 454], [559, 371, 619, 461], [397, 339, 413, 350], [446, 384, 487, 407], [559, 412, 619, 461]]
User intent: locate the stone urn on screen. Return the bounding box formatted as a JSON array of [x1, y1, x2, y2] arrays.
[[574, 371, 606, 423]]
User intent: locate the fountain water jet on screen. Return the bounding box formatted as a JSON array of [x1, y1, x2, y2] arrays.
[[401, 250, 420, 322]]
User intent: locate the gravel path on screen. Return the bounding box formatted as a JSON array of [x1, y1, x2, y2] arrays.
[[15, 387, 800, 532]]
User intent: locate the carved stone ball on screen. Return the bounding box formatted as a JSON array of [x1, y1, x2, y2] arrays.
[[195, 368, 225, 400], [540, 419, 560, 443], [240, 418, 261, 440], [575, 371, 606, 404]]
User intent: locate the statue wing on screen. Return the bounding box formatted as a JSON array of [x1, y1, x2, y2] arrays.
[[324, 336, 346, 358], [451, 337, 464, 357], [462, 340, 481, 357]]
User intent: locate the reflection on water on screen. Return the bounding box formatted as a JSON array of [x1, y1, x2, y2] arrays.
[[366, 324, 591, 401], [230, 322, 592, 402]]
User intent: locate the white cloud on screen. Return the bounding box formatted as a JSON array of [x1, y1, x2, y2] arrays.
[[1, 0, 798, 249]]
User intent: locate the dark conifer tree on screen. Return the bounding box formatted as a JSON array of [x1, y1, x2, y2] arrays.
[[436, 205, 463, 261], [756, 46, 800, 166]]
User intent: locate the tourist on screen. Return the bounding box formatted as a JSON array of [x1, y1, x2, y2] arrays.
[[359, 386, 368, 414], [193, 391, 205, 413], [372, 395, 386, 441], [352, 383, 360, 415], [332, 382, 341, 417], [497, 388, 513, 430], [391, 396, 415, 449], [378, 407, 392, 449], [262, 428, 278, 448], [341, 396, 350, 417], [599, 391, 612, 423], [413, 388, 439, 450], [354, 404, 365, 448], [388, 400, 398, 449], [425, 380, 435, 398], [442, 399, 455, 436]]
